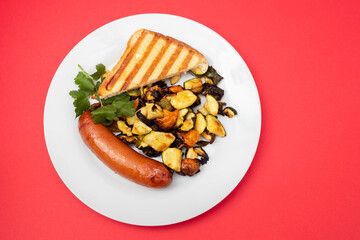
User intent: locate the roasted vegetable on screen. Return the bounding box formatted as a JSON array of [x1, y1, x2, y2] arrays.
[[170, 74, 181, 85], [169, 85, 184, 93], [206, 115, 226, 137], [181, 158, 200, 176], [142, 131, 176, 152], [174, 108, 189, 128], [180, 112, 196, 131], [132, 119, 152, 135], [157, 94, 175, 110], [143, 103, 164, 120], [204, 66, 223, 85], [126, 115, 137, 126], [184, 78, 203, 93], [162, 148, 182, 172], [116, 135, 137, 145], [170, 90, 198, 109], [204, 76, 214, 85], [143, 85, 168, 101], [204, 95, 219, 116], [155, 109, 179, 130], [127, 89, 141, 97], [201, 130, 216, 143], [221, 107, 238, 118], [201, 83, 224, 100], [117, 120, 132, 136], [194, 112, 207, 134], [193, 147, 209, 165], [178, 129, 200, 148], [141, 146, 162, 157], [186, 147, 198, 159]]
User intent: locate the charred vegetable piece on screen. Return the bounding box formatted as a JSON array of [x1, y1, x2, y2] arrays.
[[141, 146, 162, 157], [136, 111, 153, 126], [201, 83, 224, 100], [170, 90, 198, 109], [162, 148, 182, 172], [195, 112, 207, 134], [175, 108, 189, 128], [142, 131, 176, 152], [184, 78, 203, 93], [170, 75, 181, 85], [157, 94, 175, 111], [201, 130, 216, 143], [181, 158, 200, 176], [186, 148, 198, 159], [196, 140, 210, 147], [169, 85, 184, 93], [144, 85, 168, 101], [189, 96, 202, 109], [204, 66, 223, 85], [179, 129, 200, 148], [204, 95, 219, 116], [155, 109, 179, 130], [221, 107, 238, 118], [140, 103, 163, 120], [132, 119, 152, 135], [193, 147, 209, 164], [170, 136, 184, 148], [206, 115, 226, 137], [116, 135, 137, 145], [180, 112, 196, 131], [117, 120, 132, 136]]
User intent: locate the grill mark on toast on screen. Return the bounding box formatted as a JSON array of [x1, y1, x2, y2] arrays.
[[140, 38, 172, 85], [159, 44, 183, 79], [180, 50, 194, 71], [121, 33, 161, 91], [106, 31, 147, 90]]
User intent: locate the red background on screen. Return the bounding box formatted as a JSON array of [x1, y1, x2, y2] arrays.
[[1, 0, 359, 239]]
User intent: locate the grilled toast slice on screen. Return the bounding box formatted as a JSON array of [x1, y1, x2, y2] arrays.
[[98, 29, 208, 99]]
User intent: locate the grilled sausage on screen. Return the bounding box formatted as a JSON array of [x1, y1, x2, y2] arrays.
[[78, 111, 173, 188]]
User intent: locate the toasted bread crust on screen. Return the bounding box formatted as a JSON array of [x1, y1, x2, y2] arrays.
[[98, 29, 208, 98]]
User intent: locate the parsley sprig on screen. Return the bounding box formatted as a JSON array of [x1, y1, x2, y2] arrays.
[[69, 64, 135, 125]]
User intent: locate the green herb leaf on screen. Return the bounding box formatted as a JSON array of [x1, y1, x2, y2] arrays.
[[111, 97, 136, 117], [91, 64, 106, 80], [74, 72, 96, 92], [90, 105, 117, 126], [69, 90, 91, 117]]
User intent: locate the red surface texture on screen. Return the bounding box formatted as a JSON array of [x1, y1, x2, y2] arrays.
[[1, 0, 359, 239]]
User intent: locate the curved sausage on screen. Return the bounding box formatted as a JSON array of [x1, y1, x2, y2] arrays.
[[78, 111, 173, 188]]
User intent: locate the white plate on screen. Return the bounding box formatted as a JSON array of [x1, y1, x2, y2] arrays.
[[44, 13, 261, 226]]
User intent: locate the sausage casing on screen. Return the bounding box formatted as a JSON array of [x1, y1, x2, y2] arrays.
[[78, 111, 172, 188]]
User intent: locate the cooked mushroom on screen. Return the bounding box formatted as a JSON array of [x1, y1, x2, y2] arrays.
[[221, 107, 238, 118], [181, 158, 200, 176]]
